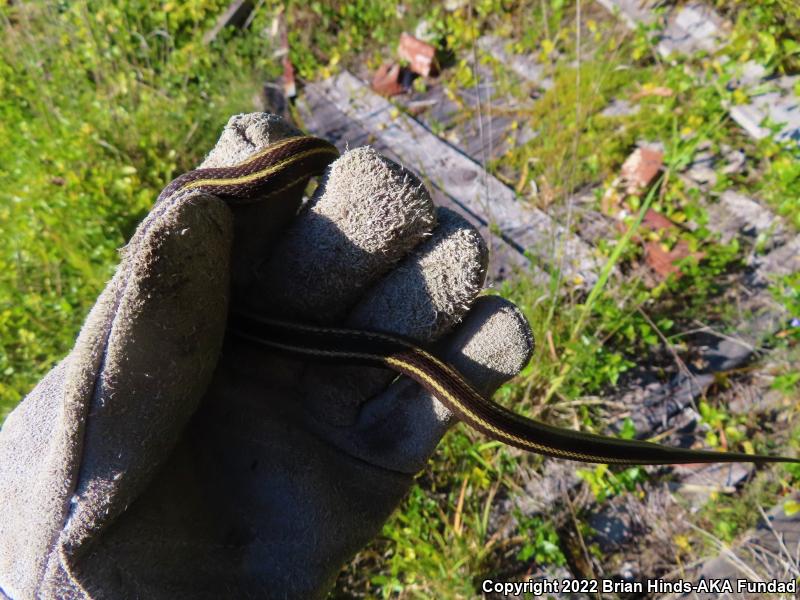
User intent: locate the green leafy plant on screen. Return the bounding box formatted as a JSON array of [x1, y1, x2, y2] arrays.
[[576, 463, 648, 503], [514, 513, 567, 566]]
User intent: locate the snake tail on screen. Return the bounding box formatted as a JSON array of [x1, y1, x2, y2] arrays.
[[229, 312, 800, 466]]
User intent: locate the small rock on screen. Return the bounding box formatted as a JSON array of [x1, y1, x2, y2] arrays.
[[477, 35, 552, 89], [721, 147, 746, 174], [398, 32, 438, 77], [601, 98, 640, 117], [443, 0, 468, 10], [732, 60, 768, 89], [413, 19, 437, 43], [657, 3, 726, 57], [719, 190, 782, 239], [729, 103, 771, 140], [684, 164, 717, 188], [670, 461, 752, 512]]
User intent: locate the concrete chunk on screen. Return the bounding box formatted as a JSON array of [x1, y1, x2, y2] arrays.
[[477, 36, 553, 89], [702, 191, 787, 252], [594, 0, 659, 29], [658, 4, 726, 57]]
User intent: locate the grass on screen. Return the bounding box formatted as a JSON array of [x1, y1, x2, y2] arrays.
[[0, 1, 275, 417], [2, 0, 799, 598]]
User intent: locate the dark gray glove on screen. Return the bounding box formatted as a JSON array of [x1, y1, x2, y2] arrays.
[[0, 113, 533, 600]]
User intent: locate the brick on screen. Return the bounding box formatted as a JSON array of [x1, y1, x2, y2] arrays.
[[283, 54, 296, 98], [398, 32, 438, 77], [642, 208, 675, 232], [620, 147, 663, 193], [371, 63, 405, 97], [644, 240, 689, 279]]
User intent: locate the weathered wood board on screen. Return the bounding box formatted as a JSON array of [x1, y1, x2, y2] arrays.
[[300, 70, 602, 287]]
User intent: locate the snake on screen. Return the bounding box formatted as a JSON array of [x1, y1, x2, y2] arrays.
[[159, 134, 798, 466]]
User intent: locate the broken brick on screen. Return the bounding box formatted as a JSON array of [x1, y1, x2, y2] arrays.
[[641, 208, 675, 232], [644, 239, 704, 280], [614, 208, 677, 239], [631, 86, 674, 101], [398, 32, 438, 77], [617, 206, 704, 281], [283, 54, 296, 99], [371, 63, 405, 97], [621, 147, 663, 194]]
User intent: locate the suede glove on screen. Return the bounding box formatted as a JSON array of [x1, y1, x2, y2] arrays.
[[0, 113, 534, 600]]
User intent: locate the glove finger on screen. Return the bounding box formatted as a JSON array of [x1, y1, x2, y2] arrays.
[[340, 295, 534, 473], [346, 207, 488, 339], [246, 146, 437, 321], [55, 192, 233, 554], [300, 207, 488, 426], [199, 113, 306, 295]]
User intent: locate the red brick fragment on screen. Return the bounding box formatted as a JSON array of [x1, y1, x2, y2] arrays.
[[641, 208, 674, 232], [631, 86, 674, 101], [644, 239, 703, 280], [615, 208, 677, 238], [621, 147, 663, 194], [371, 63, 405, 97], [282, 54, 296, 98], [617, 207, 704, 280], [398, 32, 438, 77]]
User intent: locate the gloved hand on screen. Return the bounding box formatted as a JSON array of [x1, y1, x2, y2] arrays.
[[0, 113, 533, 600]]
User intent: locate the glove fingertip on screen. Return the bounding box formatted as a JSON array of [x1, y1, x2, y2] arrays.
[[441, 295, 534, 397], [200, 112, 302, 168]]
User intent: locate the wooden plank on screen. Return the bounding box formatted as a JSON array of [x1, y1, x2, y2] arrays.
[[304, 70, 602, 287], [401, 60, 528, 164], [296, 83, 540, 284], [202, 0, 254, 45]]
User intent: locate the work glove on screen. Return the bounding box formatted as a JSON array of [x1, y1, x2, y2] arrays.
[[0, 113, 534, 599]]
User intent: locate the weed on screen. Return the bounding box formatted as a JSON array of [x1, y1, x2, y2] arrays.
[[514, 513, 567, 566], [576, 463, 648, 503]]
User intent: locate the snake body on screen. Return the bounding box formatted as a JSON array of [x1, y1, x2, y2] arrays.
[[161, 134, 798, 466]]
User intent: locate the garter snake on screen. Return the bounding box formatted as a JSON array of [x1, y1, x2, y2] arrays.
[[160, 134, 798, 466]]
